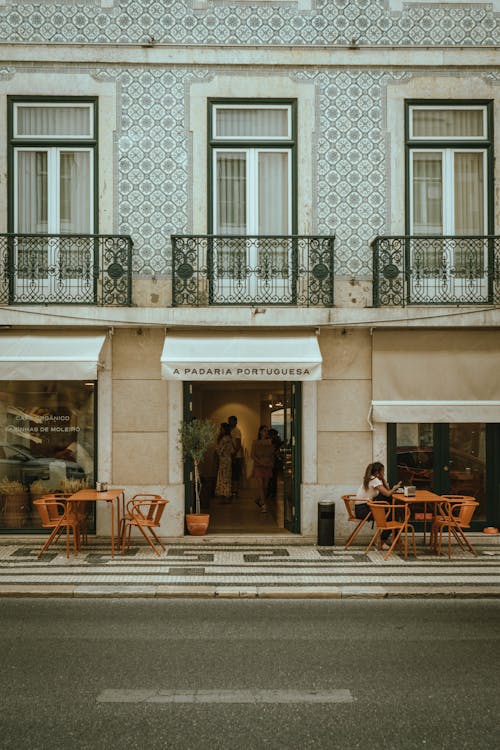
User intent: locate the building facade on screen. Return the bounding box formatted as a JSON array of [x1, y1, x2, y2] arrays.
[[1, 0, 499, 539]]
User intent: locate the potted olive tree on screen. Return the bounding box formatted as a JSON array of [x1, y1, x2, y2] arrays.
[[178, 418, 218, 535]]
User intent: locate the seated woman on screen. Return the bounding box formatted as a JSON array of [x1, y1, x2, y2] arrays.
[[355, 461, 402, 550]]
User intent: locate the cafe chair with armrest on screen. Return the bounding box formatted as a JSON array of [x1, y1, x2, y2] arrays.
[[33, 495, 81, 558], [366, 501, 416, 560], [121, 497, 168, 556], [342, 494, 372, 549], [55, 492, 89, 547], [118, 494, 163, 546], [431, 496, 479, 559]]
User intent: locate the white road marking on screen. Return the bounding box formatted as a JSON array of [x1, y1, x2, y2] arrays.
[[97, 688, 354, 704]]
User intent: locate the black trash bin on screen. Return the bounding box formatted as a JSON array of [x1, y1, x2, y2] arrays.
[[317, 501, 335, 546]]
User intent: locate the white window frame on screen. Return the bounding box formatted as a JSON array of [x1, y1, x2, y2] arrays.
[[13, 102, 94, 141], [212, 103, 293, 142], [13, 146, 94, 235], [408, 104, 488, 142], [212, 147, 292, 235], [409, 148, 488, 236]]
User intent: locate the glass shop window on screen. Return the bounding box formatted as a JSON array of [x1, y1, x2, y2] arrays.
[[0, 381, 95, 531]]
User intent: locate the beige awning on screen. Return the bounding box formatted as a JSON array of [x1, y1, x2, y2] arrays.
[[0, 333, 107, 380], [372, 400, 500, 423], [372, 330, 500, 422], [161, 332, 322, 381]]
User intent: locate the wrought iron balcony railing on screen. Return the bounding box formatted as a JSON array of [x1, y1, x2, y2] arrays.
[[0, 233, 133, 306], [171, 235, 335, 307], [372, 235, 500, 307]]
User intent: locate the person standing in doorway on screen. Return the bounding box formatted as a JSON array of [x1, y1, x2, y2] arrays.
[[215, 422, 233, 502], [228, 415, 243, 499], [251, 425, 275, 514]]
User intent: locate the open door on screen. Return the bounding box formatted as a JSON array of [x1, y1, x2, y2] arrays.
[[183, 380, 302, 534], [283, 382, 301, 533]]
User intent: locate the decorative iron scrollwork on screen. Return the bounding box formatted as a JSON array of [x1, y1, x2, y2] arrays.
[[372, 235, 499, 307], [172, 235, 335, 307], [0, 233, 133, 306]]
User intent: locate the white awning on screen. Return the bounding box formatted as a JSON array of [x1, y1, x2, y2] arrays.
[[372, 400, 500, 423], [161, 332, 322, 381], [0, 333, 107, 380]]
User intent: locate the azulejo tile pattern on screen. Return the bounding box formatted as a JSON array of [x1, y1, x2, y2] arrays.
[[4, 63, 500, 278], [115, 67, 208, 275], [2, 3, 499, 278], [0, 1, 498, 45], [114, 67, 499, 277], [114, 66, 401, 277]]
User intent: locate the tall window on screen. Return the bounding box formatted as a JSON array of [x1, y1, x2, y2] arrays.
[[10, 99, 96, 236], [407, 102, 491, 236], [207, 100, 296, 300], [405, 101, 493, 295], [8, 98, 97, 300], [210, 101, 295, 236]]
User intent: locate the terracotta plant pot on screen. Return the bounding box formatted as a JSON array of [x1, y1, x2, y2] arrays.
[[186, 513, 210, 536]]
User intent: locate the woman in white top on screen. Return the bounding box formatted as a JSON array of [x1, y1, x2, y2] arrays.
[[355, 462, 402, 549]]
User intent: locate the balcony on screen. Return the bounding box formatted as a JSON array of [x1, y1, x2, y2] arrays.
[[372, 236, 500, 307], [0, 234, 133, 306], [171, 235, 334, 307]]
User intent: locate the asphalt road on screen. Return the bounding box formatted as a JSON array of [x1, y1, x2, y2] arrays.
[[1, 599, 499, 750]]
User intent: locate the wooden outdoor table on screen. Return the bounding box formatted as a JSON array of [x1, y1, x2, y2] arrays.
[[66, 488, 125, 557]]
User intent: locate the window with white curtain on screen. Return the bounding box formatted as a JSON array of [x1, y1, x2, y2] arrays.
[[10, 99, 96, 283], [408, 105, 489, 236], [407, 102, 491, 282], [210, 102, 295, 287], [12, 101, 95, 235], [211, 103, 294, 236]]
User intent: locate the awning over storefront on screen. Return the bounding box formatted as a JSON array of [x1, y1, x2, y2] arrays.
[[372, 330, 500, 422], [372, 400, 500, 423], [161, 332, 322, 381], [0, 333, 107, 380]]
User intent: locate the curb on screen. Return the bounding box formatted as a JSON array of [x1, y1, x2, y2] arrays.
[[1, 584, 500, 599]]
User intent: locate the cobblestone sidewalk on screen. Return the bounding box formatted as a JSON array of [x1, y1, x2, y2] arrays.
[[1, 536, 500, 599]]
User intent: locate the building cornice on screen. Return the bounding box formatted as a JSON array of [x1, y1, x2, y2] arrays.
[[0, 43, 499, 69], [1, 305, 500, 330]]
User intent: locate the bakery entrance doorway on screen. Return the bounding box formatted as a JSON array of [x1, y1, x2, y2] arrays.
[[184, 381, 301, 534]]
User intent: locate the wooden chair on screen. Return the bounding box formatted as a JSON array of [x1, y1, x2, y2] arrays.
[[366, 501, 416, 560], [121, 497, 168, 556], [342, 494, 372, 549], [431, 496, 479, 559], [33, 495, 81, 558]]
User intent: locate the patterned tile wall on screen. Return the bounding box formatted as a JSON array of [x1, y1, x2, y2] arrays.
[[117, 67, 499, 277], [0, 1, 498, 46], [3, 64, 498, 278], [1, 1, 498, 278], [117, 66, 396, 278]]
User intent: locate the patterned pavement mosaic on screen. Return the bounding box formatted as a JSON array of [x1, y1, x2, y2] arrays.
[[1, 538, 500, 598]]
